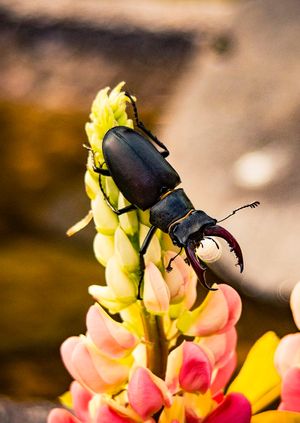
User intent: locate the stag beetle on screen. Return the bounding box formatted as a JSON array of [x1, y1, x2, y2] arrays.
[[92, 92, 259, 298]]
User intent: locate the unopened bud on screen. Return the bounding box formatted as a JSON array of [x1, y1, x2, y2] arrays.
[[106, 255, 137, 300], [114, 227, 139, 272], [118, 193, 138, 236], [91, 193, 119, 235], [139, 224, 161, 267], [93, 233, 114, 267]]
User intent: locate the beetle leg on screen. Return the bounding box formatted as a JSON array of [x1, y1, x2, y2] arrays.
[[203, 225, 244, 272], [138, 225, 158, 299], [166, 247, 183, 272], [125, 91, 170, 158], [185, 240, 217, 291], [96, 171, 137, 215]]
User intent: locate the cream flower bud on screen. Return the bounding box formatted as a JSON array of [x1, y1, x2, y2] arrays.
[[93, 233, 114, 267], [88, 285, 131, 314], [105, 256, 137, 301], [139, 224, 161, 267], [91, 193, 118, 235], [118, 193, 138, 236], [84, 169, 100, 200], [114, 227, 139, 272], [143, 263, 170, 315]]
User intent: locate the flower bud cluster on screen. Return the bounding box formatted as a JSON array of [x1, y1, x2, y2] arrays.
[[48, 83, 300, 423]]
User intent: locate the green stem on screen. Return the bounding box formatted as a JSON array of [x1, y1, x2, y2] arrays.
[[140, 302, 168, 380]]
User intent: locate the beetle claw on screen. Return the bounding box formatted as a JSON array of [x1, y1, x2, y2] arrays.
[[185, 240, 217, 291], [203, 225, 244, 273]]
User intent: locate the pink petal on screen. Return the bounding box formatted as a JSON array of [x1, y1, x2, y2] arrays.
[[290, 281, 300, 330], [60, 337, 86, 387], [143, 263, 170, 314], [274, 333, 300, 377], [95, 405, 134, 423], [179, 342, 212, 393], [70, 381, 92, 422], [165, 344, 183, 394], [200, 327, 237, 368], [177, 287, 229, 337], [86, 304, 138, 359], [61, 337, 128, 394], [128, 367, 165, 419], [163, 252, 188, 303], [279, 367, 300, 412], [216, 285, 242, 333], [183, 274, 197, 311], [47, 409, 81, 423], [210, 352, 237, 395], [71, 341, 113, 393], [203, 393, 251, 423], [186, 412, 202, 423]]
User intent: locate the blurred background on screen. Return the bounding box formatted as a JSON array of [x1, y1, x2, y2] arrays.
[[0, 0, 299, 419]]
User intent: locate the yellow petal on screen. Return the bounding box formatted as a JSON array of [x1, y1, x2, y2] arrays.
[[228, 331, 281, 414], [159, 395, 185, 423], [59, 390, 72, 409], [252, 411, 300, 423]]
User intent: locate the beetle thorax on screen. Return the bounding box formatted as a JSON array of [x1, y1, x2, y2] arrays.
[[149, 189, 194, 233]]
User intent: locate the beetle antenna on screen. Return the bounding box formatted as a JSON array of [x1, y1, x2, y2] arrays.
[[166, 248, 183, 272], [217, 201, 260, 223]]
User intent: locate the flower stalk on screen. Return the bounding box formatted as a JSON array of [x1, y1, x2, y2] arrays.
[[140, 303, 168, 379]]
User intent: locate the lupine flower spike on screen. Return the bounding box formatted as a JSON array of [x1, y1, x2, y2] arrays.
[[48, 83, 300, 423]]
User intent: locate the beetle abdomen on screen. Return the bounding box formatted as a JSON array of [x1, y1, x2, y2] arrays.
[[103, 126, 181, 210]]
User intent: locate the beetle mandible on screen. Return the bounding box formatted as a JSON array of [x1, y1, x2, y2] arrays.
[[92, 92, 259, 299]]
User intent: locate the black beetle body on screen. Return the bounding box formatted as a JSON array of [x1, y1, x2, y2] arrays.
[[92, 93, 259, 298], [103, 126, 180, 210]]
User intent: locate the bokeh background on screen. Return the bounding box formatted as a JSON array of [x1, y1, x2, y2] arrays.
[[0, 0, 299, 419]]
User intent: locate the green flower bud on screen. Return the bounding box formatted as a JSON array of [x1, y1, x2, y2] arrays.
[[91, 193, 119, 235], [160, 232, 180, 253], [114, 226, 139, 272], [105, 255, 137, 301], [105, 177, 119, 208], [118, 193, 138, 236], [93, 233, 114, 267], [138, 209, 151, 226], [119, 303, 144, 338]]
